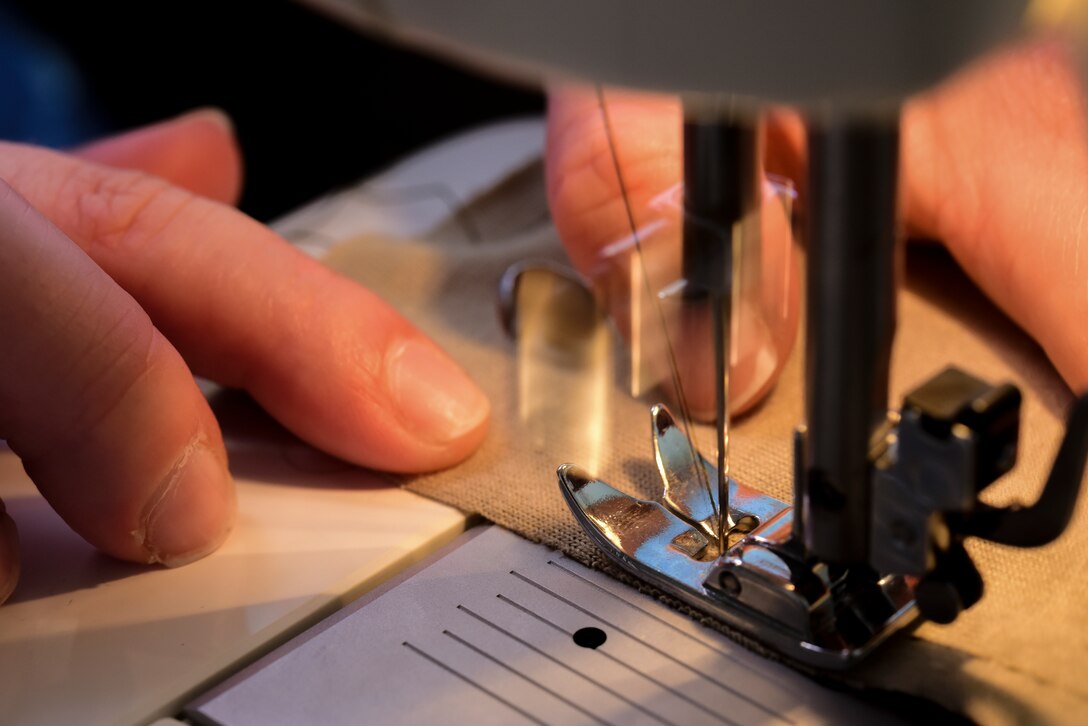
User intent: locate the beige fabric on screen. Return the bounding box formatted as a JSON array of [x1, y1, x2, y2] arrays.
[[321, 198, 1087, 724]]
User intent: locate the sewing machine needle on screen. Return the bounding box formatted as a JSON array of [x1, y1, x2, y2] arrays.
[[715, 290, 732, 554], [683, 111, 758, 554]]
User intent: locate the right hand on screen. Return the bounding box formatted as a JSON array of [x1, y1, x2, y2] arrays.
[[544, 36, 1088, 410]]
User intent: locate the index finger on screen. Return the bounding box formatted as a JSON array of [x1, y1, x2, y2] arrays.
[[0, 143, 490, 473]]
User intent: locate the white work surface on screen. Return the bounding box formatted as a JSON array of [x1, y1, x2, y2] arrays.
[[0, 118, 550, 726], [0, 399, 468, 726]]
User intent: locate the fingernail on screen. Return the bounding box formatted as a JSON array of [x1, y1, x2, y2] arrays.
[[142, 441, 236, 568], [0, 508, 20, 605], [181, 107, 235, 136], [386, 339, 490, 445]]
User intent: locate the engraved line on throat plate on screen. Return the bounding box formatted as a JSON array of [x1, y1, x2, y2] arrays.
[[442, 629, 611, 725], [456, 604, 674, 725], [402, 641, 546, 725], [511, 569, 786, 723], [495, 592, 736, 726], [545, 559, 789, 697]]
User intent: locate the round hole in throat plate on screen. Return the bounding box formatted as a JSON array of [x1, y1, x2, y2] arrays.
[[572, 626, 607, 649]]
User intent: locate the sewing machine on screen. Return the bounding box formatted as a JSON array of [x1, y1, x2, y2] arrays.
[[1, 116, 913, 726], [309, 0, 1088, 669], [3, 2, 1088, 724]]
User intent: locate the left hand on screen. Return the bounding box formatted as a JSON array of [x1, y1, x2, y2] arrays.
[[0, 109, 490, 604]]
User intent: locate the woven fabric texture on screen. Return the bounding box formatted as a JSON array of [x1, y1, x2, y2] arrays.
[[321, 205, 1087, 725]]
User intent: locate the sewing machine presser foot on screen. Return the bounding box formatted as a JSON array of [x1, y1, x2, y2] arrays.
[[558, 404, 919, 671]]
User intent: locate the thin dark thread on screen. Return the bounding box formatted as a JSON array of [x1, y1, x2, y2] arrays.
[[443, 630, 612, 726], [455, 605, 673, 726], [402, 641, 545, 725], [495, 591, 734, 725], [594, 86, 717, 520], [513, 569, 789, 723]]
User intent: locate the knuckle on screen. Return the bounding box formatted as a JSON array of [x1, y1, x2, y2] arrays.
[[60, 163, 193, 259], [77, 309, 157, 417], [49, 303, 161, 453]]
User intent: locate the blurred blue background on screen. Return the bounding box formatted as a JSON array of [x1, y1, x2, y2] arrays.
[[0, 0, 543, 221], [0, 4, 105, 146]]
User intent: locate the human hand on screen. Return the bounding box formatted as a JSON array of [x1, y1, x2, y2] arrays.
[[545, 36, 1088, 411], [0, 110, 490, 604]]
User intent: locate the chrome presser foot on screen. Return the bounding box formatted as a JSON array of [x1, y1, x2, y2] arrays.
[[557, 404, 918, 670]]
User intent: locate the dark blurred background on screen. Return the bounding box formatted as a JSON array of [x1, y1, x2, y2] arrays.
[[0, 0, 544, 221]]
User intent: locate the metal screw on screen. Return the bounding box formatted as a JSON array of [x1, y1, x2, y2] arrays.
[[718, 571, 742, 596]]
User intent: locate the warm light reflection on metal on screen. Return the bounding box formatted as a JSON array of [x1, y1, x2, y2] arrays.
[[653, 405, 717, 543], [514, 269, 611, 474]]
